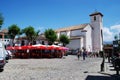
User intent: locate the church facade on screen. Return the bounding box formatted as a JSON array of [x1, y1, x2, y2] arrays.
[[55, 11, 103, 52]]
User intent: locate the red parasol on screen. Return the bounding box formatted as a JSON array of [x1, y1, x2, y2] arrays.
[[14, 46, 22, 50], [6, 46, 14, 50], [47, 45, 55, 50], [55, 46, 63, 50], [21, 46, 28, 50], [27, 45, 36, 49], [36, 45, 47, 50], [61, 47, 69, 50]]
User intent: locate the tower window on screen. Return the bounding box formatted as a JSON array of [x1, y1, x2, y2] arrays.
[[94, 16, 96, 21]]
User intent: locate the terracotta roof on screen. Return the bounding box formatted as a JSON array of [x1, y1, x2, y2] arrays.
[[89, 11, 103, 17], [37, 34, 46, 40], [55, 23, 89, 32], [0, 29, 8, 33]]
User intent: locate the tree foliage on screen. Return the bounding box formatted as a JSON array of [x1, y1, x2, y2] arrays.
[[44, 28, 57, 45], [114, 34, 118, 40], [0, 13, 4, 29], [8, 24, 20, 39], [59, 34, 70, 46], [22, 26, 40, 43], [113, 33, 120, 57]]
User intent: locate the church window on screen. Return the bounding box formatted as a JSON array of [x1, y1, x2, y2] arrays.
[[94, 16, 96, 21]]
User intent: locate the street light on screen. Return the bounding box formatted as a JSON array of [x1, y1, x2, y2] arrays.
[[101, 35, 105, 72]]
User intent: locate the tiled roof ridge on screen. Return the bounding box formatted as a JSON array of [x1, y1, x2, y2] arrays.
[[55, 23, 89, 32]]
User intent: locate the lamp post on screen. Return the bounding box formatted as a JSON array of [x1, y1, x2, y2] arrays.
[[101, 40, 105, 72], [100, 50, 105, 72]]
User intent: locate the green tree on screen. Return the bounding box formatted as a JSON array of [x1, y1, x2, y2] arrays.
[[22, 26, 40, 44], [34, 30, 40, 40], [0, 13, 4, 29], [114, 34, 118, 40], [18, 30, 23, 37], [8, 24, 20, 39], [44, 28, 57, 45], [59, 34, 70, 46]]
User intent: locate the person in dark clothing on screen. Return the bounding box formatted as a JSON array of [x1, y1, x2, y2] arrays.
[[83, 49, 87, 60], [77, 50, 81, 60]]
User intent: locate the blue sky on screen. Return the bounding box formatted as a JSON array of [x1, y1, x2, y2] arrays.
[[0, 0, 120, 42]]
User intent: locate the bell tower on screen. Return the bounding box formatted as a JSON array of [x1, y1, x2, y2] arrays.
[[89, 11, 103, 52]]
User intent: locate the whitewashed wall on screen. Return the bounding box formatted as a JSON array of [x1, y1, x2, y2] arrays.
[[66, 39, 80, 50], [70, 29, 83, 36], [91, 14, 103, 52], [84, 25, 92, 52]]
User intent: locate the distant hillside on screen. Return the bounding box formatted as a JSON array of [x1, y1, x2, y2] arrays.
[[103, 41, 112, 45]]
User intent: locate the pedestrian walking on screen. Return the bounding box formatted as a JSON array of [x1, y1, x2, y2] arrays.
[[83, 49, 87, 60], [77, 50, 81, 60]]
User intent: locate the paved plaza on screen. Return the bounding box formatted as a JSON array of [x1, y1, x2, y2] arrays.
[[0, 55, 120, 80]]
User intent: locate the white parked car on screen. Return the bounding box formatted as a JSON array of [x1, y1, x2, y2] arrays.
[[0, 41, 6, 70]]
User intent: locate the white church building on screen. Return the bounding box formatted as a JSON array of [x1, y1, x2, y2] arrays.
[[55, 11, 103, 52]]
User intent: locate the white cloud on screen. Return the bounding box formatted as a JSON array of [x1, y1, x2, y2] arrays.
[[110, 24, 120, 30], [103, 24, 120, 42], [103, 27, 113, 42]]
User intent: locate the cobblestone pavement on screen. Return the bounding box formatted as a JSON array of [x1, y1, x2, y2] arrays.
[[0, 55, 119, 80]]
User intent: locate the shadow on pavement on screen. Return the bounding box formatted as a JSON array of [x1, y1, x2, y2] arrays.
[[0, 69, 4, 72], [85, 74, 120, 80]]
